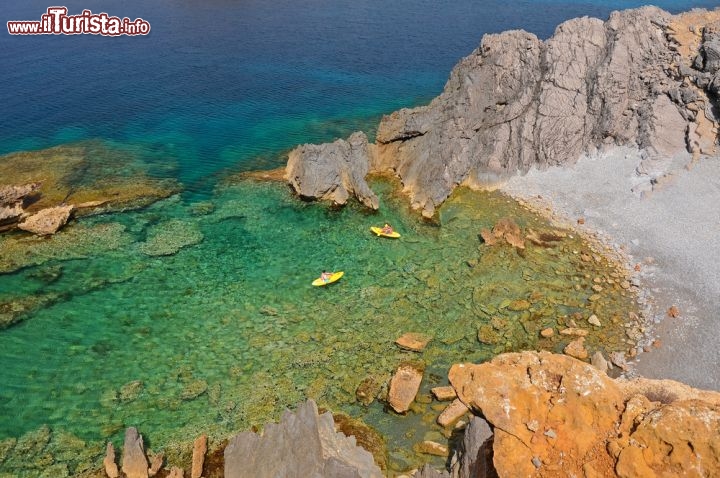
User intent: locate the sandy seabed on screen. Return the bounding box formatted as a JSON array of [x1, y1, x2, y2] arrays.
[[501, 147, 720, 391]]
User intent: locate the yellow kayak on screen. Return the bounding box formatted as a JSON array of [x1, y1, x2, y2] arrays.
[[370, 226, 401, 238], [312, 271, 344, 287]]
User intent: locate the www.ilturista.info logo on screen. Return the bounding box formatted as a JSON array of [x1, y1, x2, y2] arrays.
[[7, 7, 150, 36]]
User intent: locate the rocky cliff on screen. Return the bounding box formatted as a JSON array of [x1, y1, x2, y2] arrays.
[[286, 7, 720, 217]]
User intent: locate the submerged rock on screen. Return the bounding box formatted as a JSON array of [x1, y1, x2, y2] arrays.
[[395, 332, 432, 352], [224, 399, 382, 478], [480, 218, 525, 249], [139, 219, 204, 257]]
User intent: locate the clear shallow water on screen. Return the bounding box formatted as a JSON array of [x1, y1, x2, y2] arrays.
[[0, 0, 713, 474], [0, 173, 638, 474]]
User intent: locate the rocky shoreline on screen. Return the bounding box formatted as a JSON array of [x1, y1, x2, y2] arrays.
[[64, 351, 719, 477]]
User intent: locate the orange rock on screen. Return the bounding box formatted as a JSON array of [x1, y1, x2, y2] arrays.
[[564, 337, 589, 359], [449, 353, 623, 478], [577, 217, 585, 225], [667, 305, 680, 318], [448, 352, 720, 478], [191, 434, 207, 478], [414, 440, 449, 457], [388, 362, 424, 413], [540, 328, 554, 338], [437, 398, 469, 427], [430, 386, 457, 401], [395, 332, 432, 352]]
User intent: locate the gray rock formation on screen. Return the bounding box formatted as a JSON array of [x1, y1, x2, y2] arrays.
[[285, 7, 720, 217], [224, 399, 382, 478], [121, 427, 149, 478], [0, 183, 39, 230], [286, 131, 379, 209], [451, 416, 495, 478]]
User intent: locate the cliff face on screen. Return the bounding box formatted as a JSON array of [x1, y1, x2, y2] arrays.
[[286, 7, 720, 217]]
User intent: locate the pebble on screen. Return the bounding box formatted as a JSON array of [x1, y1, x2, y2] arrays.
[[540, 328, 554, 338], [532, 457, 542, 468], [544, 429, 557, 439], [588, 315, 601, 327]]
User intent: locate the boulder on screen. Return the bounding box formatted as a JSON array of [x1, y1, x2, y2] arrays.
[[388, 362, 425, 413], [563, 337, 589, 360], [448, 352, 720, 477], [121, 427, 149, 478], [430, 386, 457, 402], [224, 400, 382, 478], [414, 441, 448, 457], [17, 205, 74, 235], [451, 416, 495, 478], [286, 131, 379, 209], [481, 218, 525, 249], [191, 434, 206, 478], [436, 398, 469, 428]]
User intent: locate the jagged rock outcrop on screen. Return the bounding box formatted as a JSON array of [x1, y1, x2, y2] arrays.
[[17, 204, 74, 235], [224, 399, 383, 478], [448, 351, 720, 478], [121, 427, 149, 478], [0, 183, 39, 230], [286, 7, 720, 216], [450, 416, 495, 478], [286, 131, 379, 209]]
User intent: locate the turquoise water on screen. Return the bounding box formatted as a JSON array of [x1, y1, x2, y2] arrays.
[[0, 171, 638, 474]]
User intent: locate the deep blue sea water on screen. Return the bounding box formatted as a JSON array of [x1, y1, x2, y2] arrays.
[[1, 0, 718, 474]]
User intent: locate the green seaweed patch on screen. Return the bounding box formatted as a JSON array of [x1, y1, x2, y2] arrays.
[[0, 222, 133, 274], [139, 220, 204, 256]]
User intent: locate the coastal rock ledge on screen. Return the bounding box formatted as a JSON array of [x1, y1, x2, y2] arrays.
[[285, 7, 720, 216], [447, 351, 720, 478]]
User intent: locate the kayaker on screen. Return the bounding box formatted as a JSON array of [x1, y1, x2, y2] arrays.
[[320, 270, 332, 282], [381, 223, 393, 235]]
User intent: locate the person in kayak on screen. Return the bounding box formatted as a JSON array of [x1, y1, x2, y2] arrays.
[[320, 270, 332, 282], [381, 223, 393, 235]]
